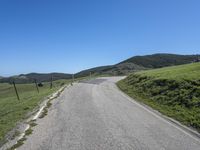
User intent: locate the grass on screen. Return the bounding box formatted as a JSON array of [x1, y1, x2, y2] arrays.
[[137, 61, 200, 80], [39, 106, 48, 119], [0, 79, 70, 144], [117, 62, 200, 132], [7, 137, 27, 150], [28, 120, 37, 127], [25, 128, 33, 136]]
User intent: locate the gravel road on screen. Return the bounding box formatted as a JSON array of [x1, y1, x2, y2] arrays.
[[18, 77, 200, 150]]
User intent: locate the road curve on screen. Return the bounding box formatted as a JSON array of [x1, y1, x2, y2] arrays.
[[18, 77, 200, 150]]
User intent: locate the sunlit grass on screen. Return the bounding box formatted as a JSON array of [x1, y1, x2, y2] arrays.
[[0, 79, 70, 143], [117, 62, 200, 132]]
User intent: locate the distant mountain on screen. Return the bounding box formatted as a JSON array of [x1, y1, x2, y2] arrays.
[[0, 73, 72, 84], [75, 53, 200, 77]]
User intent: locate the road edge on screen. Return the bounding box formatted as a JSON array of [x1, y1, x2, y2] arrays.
[[115, 83, 200, 143], [1, 84, 69, 150]]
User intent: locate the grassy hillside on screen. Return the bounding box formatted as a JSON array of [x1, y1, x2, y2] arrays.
[[117, 62, 200, 132], [120, 53, 200, 68], [75, 63, 145, 77], [75, 65, 114, 78], [0, 79, 70, 145], [76, 53, 200, 77], [0, 73, 72, 84]]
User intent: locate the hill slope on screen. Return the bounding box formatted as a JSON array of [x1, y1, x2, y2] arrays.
[[1, 53, 199, 83], [119, 53, 199, 68], [0, 73, 72, 84], [75, 63, 145, 78], [117, 62, 200, 132], [76, 53, 200, 77]]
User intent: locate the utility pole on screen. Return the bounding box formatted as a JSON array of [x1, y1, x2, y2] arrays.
[[13, 81, 20, 101], [34, 79, 39, 93]]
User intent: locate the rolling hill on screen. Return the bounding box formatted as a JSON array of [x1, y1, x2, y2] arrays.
[[119, 53, 200, 68], [0, 73, 72, 84], [75, 63, 146, 77], [1, 53, 199, 83], [76, 53, 200, 77]]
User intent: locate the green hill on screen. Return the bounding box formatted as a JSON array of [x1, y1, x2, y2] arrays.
[[0, 73, 72, 84], [75, 65, 114, 77], [117, 62, 200, 132], [1, 53, 199, 83], [120, 53, 199, 68], [75, 63, 145, 78], [76, 53, 200, 77]]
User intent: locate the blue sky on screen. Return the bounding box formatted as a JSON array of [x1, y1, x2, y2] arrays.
[[0, 0, 200, 76]]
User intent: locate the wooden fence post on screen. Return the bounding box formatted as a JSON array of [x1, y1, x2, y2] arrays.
[[13, 81, 20, 101], [50, 76, 53, 89], [34, 79, 39, 93], [72, 74, 74, 82]]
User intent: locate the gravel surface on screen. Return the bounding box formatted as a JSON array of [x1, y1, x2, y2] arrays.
[[18, 77, 200, 150]]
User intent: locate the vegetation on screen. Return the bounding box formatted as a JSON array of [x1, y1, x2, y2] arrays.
[[1, 54, 199, 83], [76, 53, 200, 77], [120, 53, 200, 68], [7, 137, 27, 150], [0, 73, 72, 84], [0, 79, 70, 145], [76, 63, 145, 77], [117, 62, 200, 132], [75, 65, 115, 78]]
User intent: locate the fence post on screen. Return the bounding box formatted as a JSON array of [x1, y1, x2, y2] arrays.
[[34, 79, 39, 93], [13, 81, 20, 101], [50, 75, 53, 89], [90, 72, 92, 79], [72, 74, 74, 82]]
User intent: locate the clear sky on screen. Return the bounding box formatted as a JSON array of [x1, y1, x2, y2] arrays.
[[0, 0, 200, 76]]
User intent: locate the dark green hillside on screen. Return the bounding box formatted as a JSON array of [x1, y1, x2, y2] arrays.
[[120, 53, 200, 68], [75, 63, 145, 77], [117, 62, 200, 132], [75, 65, 114, 78], [75, 53, 200, 78]]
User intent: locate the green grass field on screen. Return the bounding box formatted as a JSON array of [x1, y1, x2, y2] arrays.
[[137, 62, 200, 80], [117, 62, 200, 132], [0, 79, 70, 144]]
